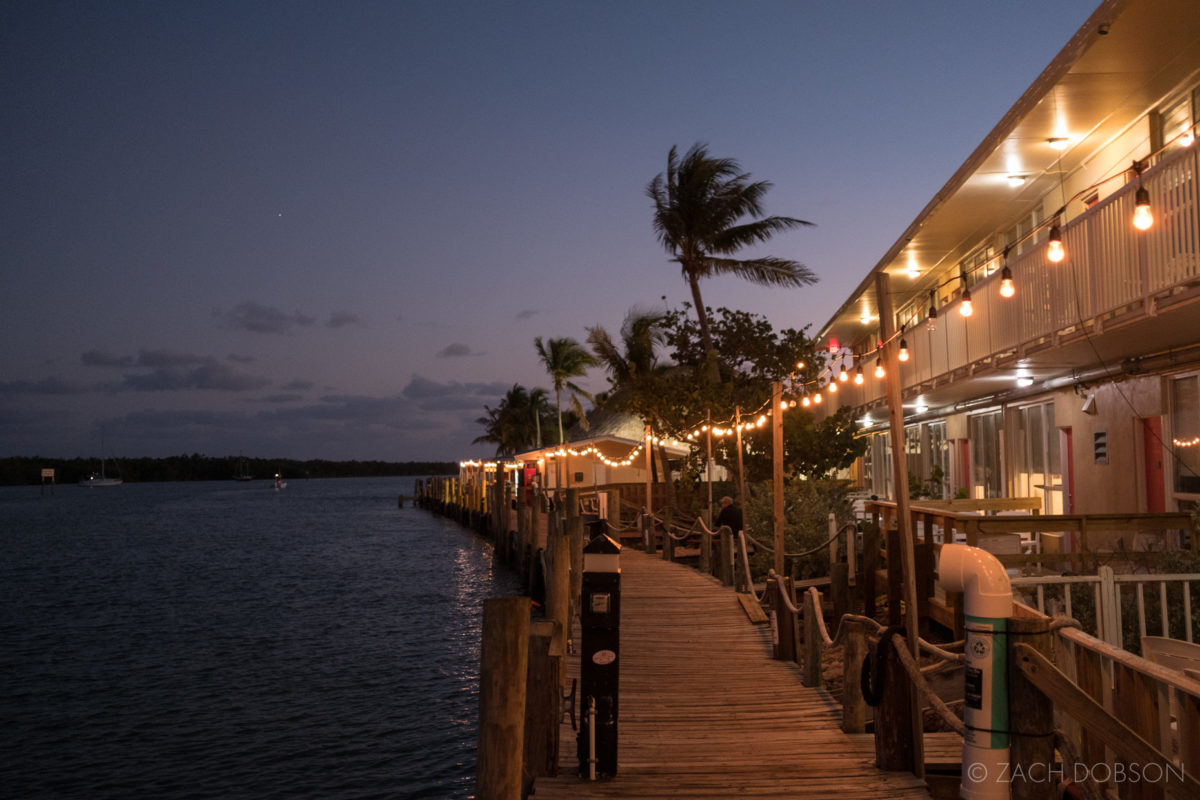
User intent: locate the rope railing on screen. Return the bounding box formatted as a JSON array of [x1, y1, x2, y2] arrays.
[[744, 521, 856, 560], [889, 634, 968, 737]]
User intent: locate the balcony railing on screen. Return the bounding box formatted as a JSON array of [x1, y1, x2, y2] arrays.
[[838, 143, 1200, 410]]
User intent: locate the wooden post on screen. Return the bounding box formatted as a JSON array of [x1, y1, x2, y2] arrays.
[[525, 621, 561, 781], [546, 502, 570, 689], [886, 528, 903, 626], [875, 271, 924, 779], [700, 524, 712, 575], [567, 488, 583, 626], [734, 405, 747, 506], [662, 507, 674, 562], [831, 562, 849, 623], [767, 576, 782, 659], [771, 381, 786, 578], [477, 597, 529, 800], [643, 423, 653, 519], [863, 522, 879, 619], [802, 588, 823, 688], [720, 527, 734, 587], [1007, 616, 1054, 800], [874, 636, 916, 772], [842, 620, 868, 733]]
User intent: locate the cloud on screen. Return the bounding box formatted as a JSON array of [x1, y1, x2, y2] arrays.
[[326, 311, 365, 329], [136, 349, 214, 368], [516, 309, 538, 320], [400, 374, 509, 411], [220, 301, 315, 334], [227, 353, 257, 364], [82, 350, 135, 367], [436, 342, 473, 358], [281, 379, 315, 391], [0, 376, 91, 395], [246, 393, 304, 404], [114, 363, 272, 392]]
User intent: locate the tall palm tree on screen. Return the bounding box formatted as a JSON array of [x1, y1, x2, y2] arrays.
[[534, 336, 597, 444], [646, 142, 816, 367], [473, 384, 551, 457]]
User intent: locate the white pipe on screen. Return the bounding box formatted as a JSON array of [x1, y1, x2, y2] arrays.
[[938, 544, 1013, 800], [939, 543, 1012, 619]]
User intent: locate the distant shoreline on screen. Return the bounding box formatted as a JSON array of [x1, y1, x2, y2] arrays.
[[0, 455, 457, 486]]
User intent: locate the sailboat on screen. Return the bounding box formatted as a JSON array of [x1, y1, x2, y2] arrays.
[[272, 473, 287, 490], [234, 456, 253, 481], [80, 429, 123, 487], [79, 457, 122, 487]]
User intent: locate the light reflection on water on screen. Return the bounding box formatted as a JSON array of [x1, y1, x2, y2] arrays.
[[0, 477, 519, 800]]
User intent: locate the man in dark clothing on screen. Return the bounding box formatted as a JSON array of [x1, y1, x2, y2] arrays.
[[714, 495, 743, 534]]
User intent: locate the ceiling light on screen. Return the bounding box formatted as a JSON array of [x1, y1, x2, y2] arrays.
[[1048, 137, 1070, 151], [1007, 175, 1026, 187]]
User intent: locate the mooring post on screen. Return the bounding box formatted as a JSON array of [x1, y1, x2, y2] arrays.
[[547, 498, 570, 690], [477, 596, 529, 800], [1007, 615, 1055, 800], [719, 527, 734, 587], [874, 635, 916, 772], [842, 620, 868, 733], [802, 588, 823, 688]]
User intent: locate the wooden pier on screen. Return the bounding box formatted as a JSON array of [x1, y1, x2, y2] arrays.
[[531, 547, 935, 799]]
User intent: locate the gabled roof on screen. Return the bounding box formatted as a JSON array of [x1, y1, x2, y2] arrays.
[[516, 408, 690, 462]]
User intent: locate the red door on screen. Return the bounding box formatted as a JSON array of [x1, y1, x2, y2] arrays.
[[1143, 417, 1165, 513]]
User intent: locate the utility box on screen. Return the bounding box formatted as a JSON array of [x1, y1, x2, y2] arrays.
[[578, 533, 620, 779]]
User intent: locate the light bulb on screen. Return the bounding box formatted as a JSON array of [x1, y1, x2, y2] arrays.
[[801, 395, 811, 408], [1183, 128, 1196, 147], [999, 266, 1015, 298], [813, 392, 822, 405], [828, 380, 838, 393], [854, 366, 864, 385], [838, 366, 849, 383], [1048, 225, 1065, 263], [874, 361, 885, 379], [960, 288, 974, 317], [1133, 186, 1153, 230], [898, 339, 909, 362]]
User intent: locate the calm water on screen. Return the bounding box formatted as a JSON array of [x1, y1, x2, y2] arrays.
[[0, 477, 518, 799]]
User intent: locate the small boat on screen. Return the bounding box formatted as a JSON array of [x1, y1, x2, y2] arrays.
[[234, 457, 253, 481], [273, 473, 287, 490], [80, 458, 122, 487]]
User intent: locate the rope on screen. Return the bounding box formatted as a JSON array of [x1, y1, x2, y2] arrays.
[[918, 638, 966, 664], [889, 635, 967, 737], [861, 626, 905, 707], [737, 531, 766, 601], [1049, 617, 1082, 632], [744, 521, 855, 559]]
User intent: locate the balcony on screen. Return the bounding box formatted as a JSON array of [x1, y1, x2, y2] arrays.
[[834, 143, 1200, 418]]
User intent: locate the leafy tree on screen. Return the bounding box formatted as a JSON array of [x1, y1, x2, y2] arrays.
[[534, 336, 597, 444], [646, 142, 815, 377]]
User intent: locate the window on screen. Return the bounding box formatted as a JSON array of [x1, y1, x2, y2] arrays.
[[1169, 374, 1200, 496], [1012, 402, 1064, 513], [969, 411, 1003, 499]]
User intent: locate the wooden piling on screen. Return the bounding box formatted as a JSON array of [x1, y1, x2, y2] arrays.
[[525, 621, 561, 781], [1007, 616, 1055, 800], [874, 636, 916, 773], [802, 588, 823, 688], [477, 596, 529, 800], [842, 620, 868, 733]]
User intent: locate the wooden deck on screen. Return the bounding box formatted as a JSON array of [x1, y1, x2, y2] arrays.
[[530, 548, 937, 799]]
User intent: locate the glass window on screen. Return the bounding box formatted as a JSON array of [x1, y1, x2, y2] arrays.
[[969, 411, 1003, 499], [1170, 375, 1200, 495], [1012, 403, 1064, 513]]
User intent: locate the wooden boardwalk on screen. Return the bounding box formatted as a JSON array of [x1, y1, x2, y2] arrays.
[[531, 548, 935, 800]]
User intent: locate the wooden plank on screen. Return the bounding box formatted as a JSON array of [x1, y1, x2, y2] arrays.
[[531, 549, 933, 799], [736, 591, 768, 624]]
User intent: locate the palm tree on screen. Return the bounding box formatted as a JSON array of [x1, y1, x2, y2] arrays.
[[534, 336, 597, 444], [473, 384, 551, 457], [646, 142, 816, 368]]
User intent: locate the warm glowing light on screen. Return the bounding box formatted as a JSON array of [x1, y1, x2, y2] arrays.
[[854, 366, 864, 385], [874, 361, 885, 379], [1183, 128, 1196, 147], [1017, 376, 1034, 387], [1048, 137, 1070, 151], [999, 266, 1015, 298], [814, 392, 823, 405], [838, 366, 849, 383], [828, 380, 838, 393], [898, 339, 909, 362], [801, 395, 811, 408], [797, 360, 805, 370], [1047, 225, 1065, 263], [1175, 436, 1200, 447], [1133, 186, 1153, 230], [1007, 174, 1026, 188], [859, 311, 872, 325], [960, 289, 974, 317]]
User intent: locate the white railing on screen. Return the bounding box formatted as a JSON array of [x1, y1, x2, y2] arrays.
[[1012, 567, 1200, 649], [836, 143, 1199, 409]]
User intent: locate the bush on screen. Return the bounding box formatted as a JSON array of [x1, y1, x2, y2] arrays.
[[742, 477, 854, 583]]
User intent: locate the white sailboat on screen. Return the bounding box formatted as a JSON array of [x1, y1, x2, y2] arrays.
[[80, 429, 123, 487]]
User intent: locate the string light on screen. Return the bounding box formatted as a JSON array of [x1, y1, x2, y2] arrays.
[[854, 365, 865, 385], [999, 265, 1015, 298], [827, 379, 838, 393], [898, 335, 909, 363], [839, 365, 849, 383], [927, 290, 938, 333], [874, 359, 885, 379], [959, 271, 974, 317], [1047, 219, 1065, 263], [1174, 436, 1200, 448], [813, 391, 823, 405], [1132, 162, 1153, 231]]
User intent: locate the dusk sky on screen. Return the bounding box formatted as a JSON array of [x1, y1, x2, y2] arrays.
[[1, 0, 1102, 462]]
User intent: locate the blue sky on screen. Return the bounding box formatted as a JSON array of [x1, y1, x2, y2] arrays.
[[0, 0, 1101, 462]]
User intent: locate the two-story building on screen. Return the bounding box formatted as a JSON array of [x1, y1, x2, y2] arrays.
[[815, 0, 1200, 524]]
